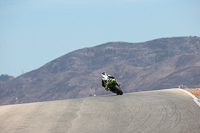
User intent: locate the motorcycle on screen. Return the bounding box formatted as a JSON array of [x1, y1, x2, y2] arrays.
[[101, 74, 123, 95]]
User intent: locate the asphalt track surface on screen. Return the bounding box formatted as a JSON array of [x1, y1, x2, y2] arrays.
[[0, 89, 200, 133]]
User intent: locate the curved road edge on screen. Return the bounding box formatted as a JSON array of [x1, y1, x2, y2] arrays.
[[178, 88, 200, 107]]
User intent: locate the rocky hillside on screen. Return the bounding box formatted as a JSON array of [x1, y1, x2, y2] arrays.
[[1, 36, 200, 105], [0, 74, 15, 83]]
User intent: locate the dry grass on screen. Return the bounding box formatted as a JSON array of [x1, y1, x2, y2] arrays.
[[184, 88, 200, 98]]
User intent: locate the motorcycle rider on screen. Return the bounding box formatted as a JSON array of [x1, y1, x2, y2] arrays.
[[101, 72, 120, 91]]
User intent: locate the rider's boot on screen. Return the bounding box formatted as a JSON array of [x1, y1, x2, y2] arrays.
[[105, 83, 109, 91]]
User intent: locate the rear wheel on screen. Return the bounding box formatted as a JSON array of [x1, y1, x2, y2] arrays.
[[114, 85, 123, 95]]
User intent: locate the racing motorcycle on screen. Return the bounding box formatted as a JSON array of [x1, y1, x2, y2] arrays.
[[101, 72, 123, 95]]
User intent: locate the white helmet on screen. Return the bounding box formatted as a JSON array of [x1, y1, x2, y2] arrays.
[[101, 72, 108, 80]]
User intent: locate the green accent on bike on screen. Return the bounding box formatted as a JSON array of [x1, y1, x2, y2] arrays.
[[109, 79, 116, 88]]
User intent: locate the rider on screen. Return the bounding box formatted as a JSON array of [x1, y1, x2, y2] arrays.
[[101, 72, 120, 91]]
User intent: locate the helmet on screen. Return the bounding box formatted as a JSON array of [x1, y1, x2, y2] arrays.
[[101, 72, 108, 80]]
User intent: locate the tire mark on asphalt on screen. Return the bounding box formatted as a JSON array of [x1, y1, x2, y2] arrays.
[[125, 96, 144, 133], [66, 99, 85, 133], [22, 102, 51, 133], [149, 97, 169, 133], [0, 104, 23, 131], [150, 95, 182, 133], [165, 100, 181, 133], [95, 98, 112, 133], [1, 89, 200, 133]]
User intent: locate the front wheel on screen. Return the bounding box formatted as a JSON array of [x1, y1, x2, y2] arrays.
[[114, 85, 123, 95]]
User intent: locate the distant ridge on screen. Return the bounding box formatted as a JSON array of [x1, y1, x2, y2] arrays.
[[0, 74, 14, 82], [1, 36, 200, 105]]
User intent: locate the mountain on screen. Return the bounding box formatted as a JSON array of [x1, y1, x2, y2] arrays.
[[0, 74, 15, 83], [1, 36, 200, 105]]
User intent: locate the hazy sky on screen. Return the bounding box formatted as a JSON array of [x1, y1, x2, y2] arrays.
[[1, 0, 200, 77]]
